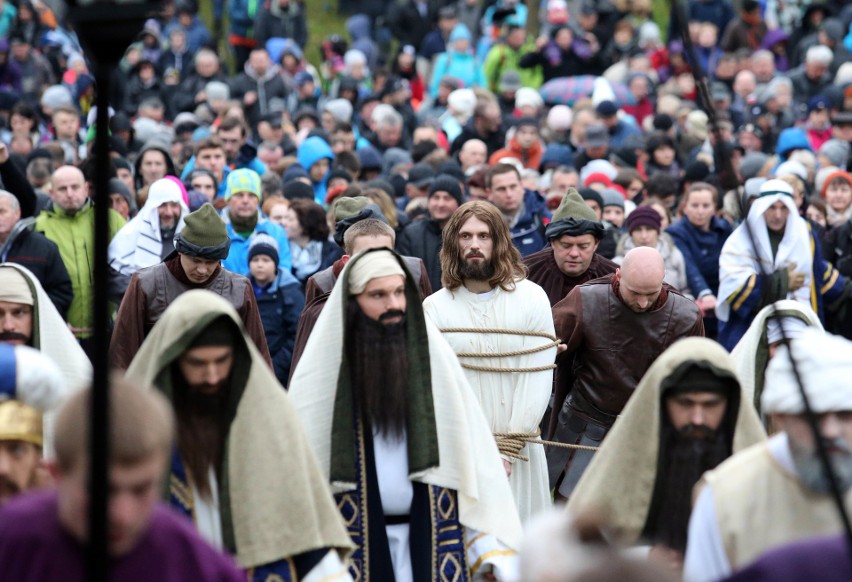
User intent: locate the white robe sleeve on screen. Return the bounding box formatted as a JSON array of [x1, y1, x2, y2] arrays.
[[302, 550, 353, 582], [683, 485, 730, 582], [465, 527, 520, 582]]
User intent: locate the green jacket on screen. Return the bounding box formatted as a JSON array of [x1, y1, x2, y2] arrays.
[[482, 39, 543, 93], [35, 201, 125, 338]]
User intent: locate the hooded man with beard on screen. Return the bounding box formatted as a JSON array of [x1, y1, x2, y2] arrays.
[[0, 263, 91, 395], [423, 200, 557, 523], [685, 330, 852, 581], [567, 338, 765, 575], [124, 290, 353, 581], [289, 248, 523, 582]]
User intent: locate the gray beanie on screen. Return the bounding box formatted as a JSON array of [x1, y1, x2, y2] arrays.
[[739, 152, 769, 181], [819, 139, 850, 169], [323, 98, 354, 123], [600, 188, 625, 209], [743, 177, 767, 204], [40, 85, 74, 110]]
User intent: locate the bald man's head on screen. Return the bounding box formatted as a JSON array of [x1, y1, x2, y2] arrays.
[[50, 165, 89, 213], [618, 247, 665, 312], [459, 139, 487, 170]]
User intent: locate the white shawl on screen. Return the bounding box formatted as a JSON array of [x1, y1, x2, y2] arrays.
[[730, 300, 823, 409], [716, 193, 813, 323], [108, 179, 187, 276], [288, 255, 523, 551]]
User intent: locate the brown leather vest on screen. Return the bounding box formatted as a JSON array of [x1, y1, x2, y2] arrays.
[[137, 263, 249, 334], [573, 281, 700, 417]]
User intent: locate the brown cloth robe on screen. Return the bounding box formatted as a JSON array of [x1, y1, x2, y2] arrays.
[[109, 255, 272, 370], [524, 246, 619, 307]]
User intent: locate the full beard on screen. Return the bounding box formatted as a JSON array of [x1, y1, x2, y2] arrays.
[[459, 255, 495, 281], [791, 437, 852, 495], [644, 423, 731, 553], [172, 370, 228, 499], [347, 300, 409, 441]]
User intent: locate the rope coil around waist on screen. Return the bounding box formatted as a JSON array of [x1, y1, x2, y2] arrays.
[[439, 328, 560, 373], [493, 429, 599, 461]]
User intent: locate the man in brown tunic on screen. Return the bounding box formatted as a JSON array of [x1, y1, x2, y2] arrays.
[[548, 247, 704, 500], [109, 203, 271, 370], [524, 189, 618, 307]]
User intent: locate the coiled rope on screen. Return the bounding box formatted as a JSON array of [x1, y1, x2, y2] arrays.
[[494, 429, 599, 461], [440, 328, 560, 373]]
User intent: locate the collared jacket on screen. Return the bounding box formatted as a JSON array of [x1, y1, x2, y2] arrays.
[[252, 269, 304, 386], [220, 208, 293, 276], [35, 201, 125, 337], [666, 216, 732, 298], [509, 189, 551, 258]]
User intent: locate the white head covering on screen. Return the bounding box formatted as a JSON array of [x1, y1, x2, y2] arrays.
[[347, 249, 405, 294], [323, 98, 353, 123], [0, 267, 34, 305], [763, 330, 852, 414], [774, 160, 808, 182], [579, 159, 618, 184], [515, 87, 543, 110], [766, 316, 811, 344], [447, 88, 476, 118]]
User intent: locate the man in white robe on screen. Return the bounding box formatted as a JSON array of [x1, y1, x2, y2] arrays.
[[684, 330, 852, 581], [423, 200, 556, 523], [289, 248, 523, 582]]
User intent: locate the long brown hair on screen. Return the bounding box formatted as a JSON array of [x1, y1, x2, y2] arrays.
[[440, 200, 526, 291]]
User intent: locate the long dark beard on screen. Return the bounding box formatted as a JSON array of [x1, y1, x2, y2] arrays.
[[347, 299, 409, 440], [643, 423, 731, 553], [172, 369, 229, 499], [459, 255, 495, 281]]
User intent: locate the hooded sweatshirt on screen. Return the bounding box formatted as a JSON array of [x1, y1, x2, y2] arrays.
[[296, 136, 334, 205]]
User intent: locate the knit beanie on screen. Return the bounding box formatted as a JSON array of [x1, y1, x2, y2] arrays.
[[820, 139, 850, 169], [226, 169, 262, 201], [108, 178, 137, 216], [551, 189, 598, 223], [579, 188, 604, 210], [428, 175, 464, 206], [173, 203, 231, 260], [738, 152, 769, 181], [821, 170, 852, 199], [626, 205, 662, 233], [332, 196, 388, 246], [323, 98, 354, 123], [600, 188, 625, 209], [283, 179, 315, 201], [248, 233, 280, 267]]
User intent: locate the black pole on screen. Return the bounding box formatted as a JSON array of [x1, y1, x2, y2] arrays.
[[87, 59, 113, 582], [66, 5, 155, 581]]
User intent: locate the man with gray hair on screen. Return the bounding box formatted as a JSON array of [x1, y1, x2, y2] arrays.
[[369, 105, 406, 152], [172, 48, 227, 114], [790, 45, 833, 103], [751, 49, 776, 84], [685, 330, 852, 581]]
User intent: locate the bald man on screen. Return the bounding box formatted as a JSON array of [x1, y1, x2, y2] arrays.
[[458, 139, 488, 173], [547, 247, 704, 500], [35, 165, 125, 354]]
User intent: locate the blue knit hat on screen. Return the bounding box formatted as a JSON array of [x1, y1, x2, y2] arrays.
[[248, 233, 280, 267], [226, 169, 262, 201]]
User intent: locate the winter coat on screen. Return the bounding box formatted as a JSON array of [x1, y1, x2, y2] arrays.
[[775, 127, 812, 159], [396, 218, 444, 293], [228, 0, 258, 39], [388, 0, 435, 51], [296, 136, 334, 205], [666, 216, 732, 298], [510, 189, 551, 257], [171, 71, 228, 114], [1, 218, 73, 318], [35, 201, 126, 338], [221, 208, 293, 276], [252, 269, 304, 386], [253, 0, 307, 48], [489, 137, 543, 170], [482, 38, 543, 93], [518, 43, 599, 82], [163, 16, 211, 55], [229, 62, 288, 127], [430, 50, 484, 98], [686, 0, 734, 40]]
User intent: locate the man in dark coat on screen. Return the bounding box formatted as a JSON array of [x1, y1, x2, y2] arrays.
[[253, 0, 308, 48], [548, 247, 704, 500], [228, 48, 288, 128], [0, 191, 72, 318], [109, 204, 271, 370], [171, 49, 228, 114]]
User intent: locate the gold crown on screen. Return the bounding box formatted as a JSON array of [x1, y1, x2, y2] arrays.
[[0, 400, 43, 447]]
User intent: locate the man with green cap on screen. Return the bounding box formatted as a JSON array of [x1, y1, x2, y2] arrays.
[[221, 168, 292, 277], [110, 203, 271, 370], [524, 188, 618, 308]]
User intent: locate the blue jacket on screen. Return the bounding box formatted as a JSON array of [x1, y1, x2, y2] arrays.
[[429, 50, 484, 98], [608, 119, 642, 150], [251, 269, 304, 386], [164, 16, 211, 54], [180, 157, 231, 199], [718, 226, 846, 351], [667, 216, 732, 298], [511, 189, 551, 257], [228, 0, 258, 38], [775, 127, 812, 159], [297, 136, 334, 206], [221, 209, 293, 276]]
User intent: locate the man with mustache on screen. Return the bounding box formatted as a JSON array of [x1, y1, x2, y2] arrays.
[[289, 248, 523, 581], [567, 338, 765, 574], [423, 200, 557, 523], [548, 246, 704, 500], [685, 330, 852, 581], [0, 263, 91, 394], [125, 290, 353, 581], [0, 344, 70, 507]]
